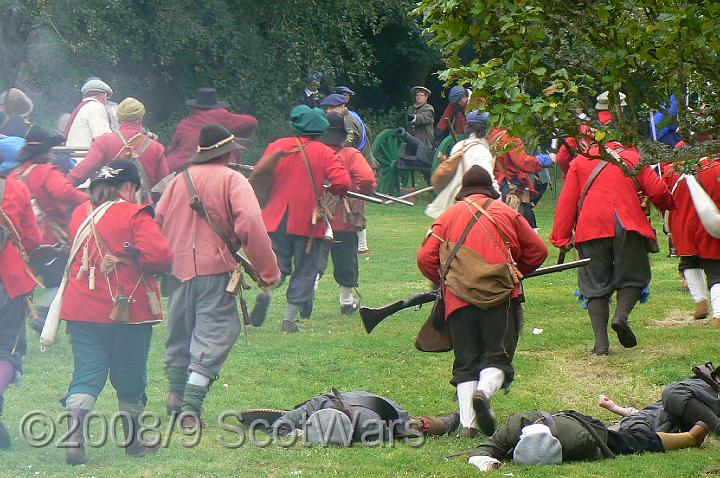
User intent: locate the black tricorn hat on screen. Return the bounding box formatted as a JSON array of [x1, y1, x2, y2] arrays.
[[18, 126, 64, 163], [185, 87, 228, 109], [455, 165, 500, 201], [191, 123, 243, 163]]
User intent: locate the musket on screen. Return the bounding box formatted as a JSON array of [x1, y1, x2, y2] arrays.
[[359, 258, 591, 333], [325, 185, 385, 204], [228, 162, 254, 173], [228, 162, 385, 204], [383, 186, 434, 205], [373, 191, 415, 207]]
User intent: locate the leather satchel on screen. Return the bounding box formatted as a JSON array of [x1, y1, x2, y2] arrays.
[[249, 149, 288, 208], [430, 140, 479, 193], [439, 199, 520, 309], [414, 294, 452, 353]]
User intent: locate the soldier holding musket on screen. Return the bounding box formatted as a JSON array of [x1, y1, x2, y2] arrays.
[[156, 124, 281, 428], [417, 166, 548, 438], [249, 105, 350, 332]]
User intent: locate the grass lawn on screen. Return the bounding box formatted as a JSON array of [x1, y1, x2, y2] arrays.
[[2, 189, 719, 477]]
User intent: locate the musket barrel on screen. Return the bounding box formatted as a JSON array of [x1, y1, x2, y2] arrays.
[[373, 191, 415, 207], [360, 258, 591, 333], [383, 186, 434, 204], [524, 258, 590, 278], [228, 162, 255, 172]]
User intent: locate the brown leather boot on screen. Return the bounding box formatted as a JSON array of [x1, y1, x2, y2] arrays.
[[166, 391, 183, 416], [120, 413, 160, 457], [688, 421, 709, 446], [694, 300, 709, 320], [658, 422, 709, 450], [65, 409, 89, 466], [419, 413, 460, 436]]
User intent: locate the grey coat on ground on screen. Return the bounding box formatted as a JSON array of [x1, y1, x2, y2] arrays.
[[619, 378, 719, 433], [270, 391, 412, 442]]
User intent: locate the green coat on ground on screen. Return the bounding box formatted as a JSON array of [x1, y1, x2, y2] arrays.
[[407, 103, 435, 148], [470, 411, 606, 462]]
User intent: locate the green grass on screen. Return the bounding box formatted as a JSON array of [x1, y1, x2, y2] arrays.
[[2, 191, 719, 477]]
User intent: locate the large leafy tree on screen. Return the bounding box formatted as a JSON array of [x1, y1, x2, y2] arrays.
[[1, 0, 439, 147], [417, 0, 720, 171]]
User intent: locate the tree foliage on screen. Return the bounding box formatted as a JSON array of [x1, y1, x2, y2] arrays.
[[417, 0, 720, 171], [1, 0, 440, 148]]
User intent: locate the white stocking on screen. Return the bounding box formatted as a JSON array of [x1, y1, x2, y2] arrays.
[[476, 367, 505, 399], [684, 268, 708, 303], [188, 371, 210, 387], [457, 381, 478, 428], [711, 284, 720, 319], [357, 229, 368, 251]]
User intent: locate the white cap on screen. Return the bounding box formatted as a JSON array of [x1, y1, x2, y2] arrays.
[[81, 79, 113, 97]]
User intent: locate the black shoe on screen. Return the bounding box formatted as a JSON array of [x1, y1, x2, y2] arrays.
[[472, 391, 497, 436], [282, 320, 300, 333], [0, 419, 10, 450], [611, 315, 637, 348], [249, 292, 272, 327], [29, 305, 48, 335], [340, 301, 359, 315]]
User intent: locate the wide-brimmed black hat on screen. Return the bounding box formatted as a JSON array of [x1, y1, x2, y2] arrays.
[[320, 112, 347, 147], [18, 126, 64, 163], [455, 165, 500, 200], [191, 123, 243, 163], [90, 159, 141, 191], [185, 88, 228, 109]]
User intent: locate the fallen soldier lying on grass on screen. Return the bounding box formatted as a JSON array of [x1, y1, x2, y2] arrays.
[[240, 390, 459, 446], [600, 377, 720, 435], [467, 408, 708, 471]]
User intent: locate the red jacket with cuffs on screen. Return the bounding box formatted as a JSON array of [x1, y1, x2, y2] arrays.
[[0, 177, 42, 299], [417, 193, 548, 319], [551, 142, 674, 248], [60, 200, 173, 324], [260, 136, 351, 238]]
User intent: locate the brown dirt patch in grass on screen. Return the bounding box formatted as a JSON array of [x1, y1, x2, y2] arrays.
[[650, 308, 701, 328]]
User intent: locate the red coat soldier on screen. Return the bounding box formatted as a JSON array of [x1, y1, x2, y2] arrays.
[[249, 105, 351, 332], [551, 140, 674, 354], [663, 157, 720, 323], [0, 174, 41, 449], [11, 127, 87, 331], [317, 111, 377, 314], [68, 98, 167, 202], [165, 88, 257, 173], [418, 165, 548, 438], [54, 160, 172, 465]]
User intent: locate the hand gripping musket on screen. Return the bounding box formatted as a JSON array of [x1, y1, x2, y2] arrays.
[[359, 258, 591, 333], [228, 162, 385, 204]]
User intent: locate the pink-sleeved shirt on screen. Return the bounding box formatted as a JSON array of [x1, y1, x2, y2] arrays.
[[155, 161, 280, 284]]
